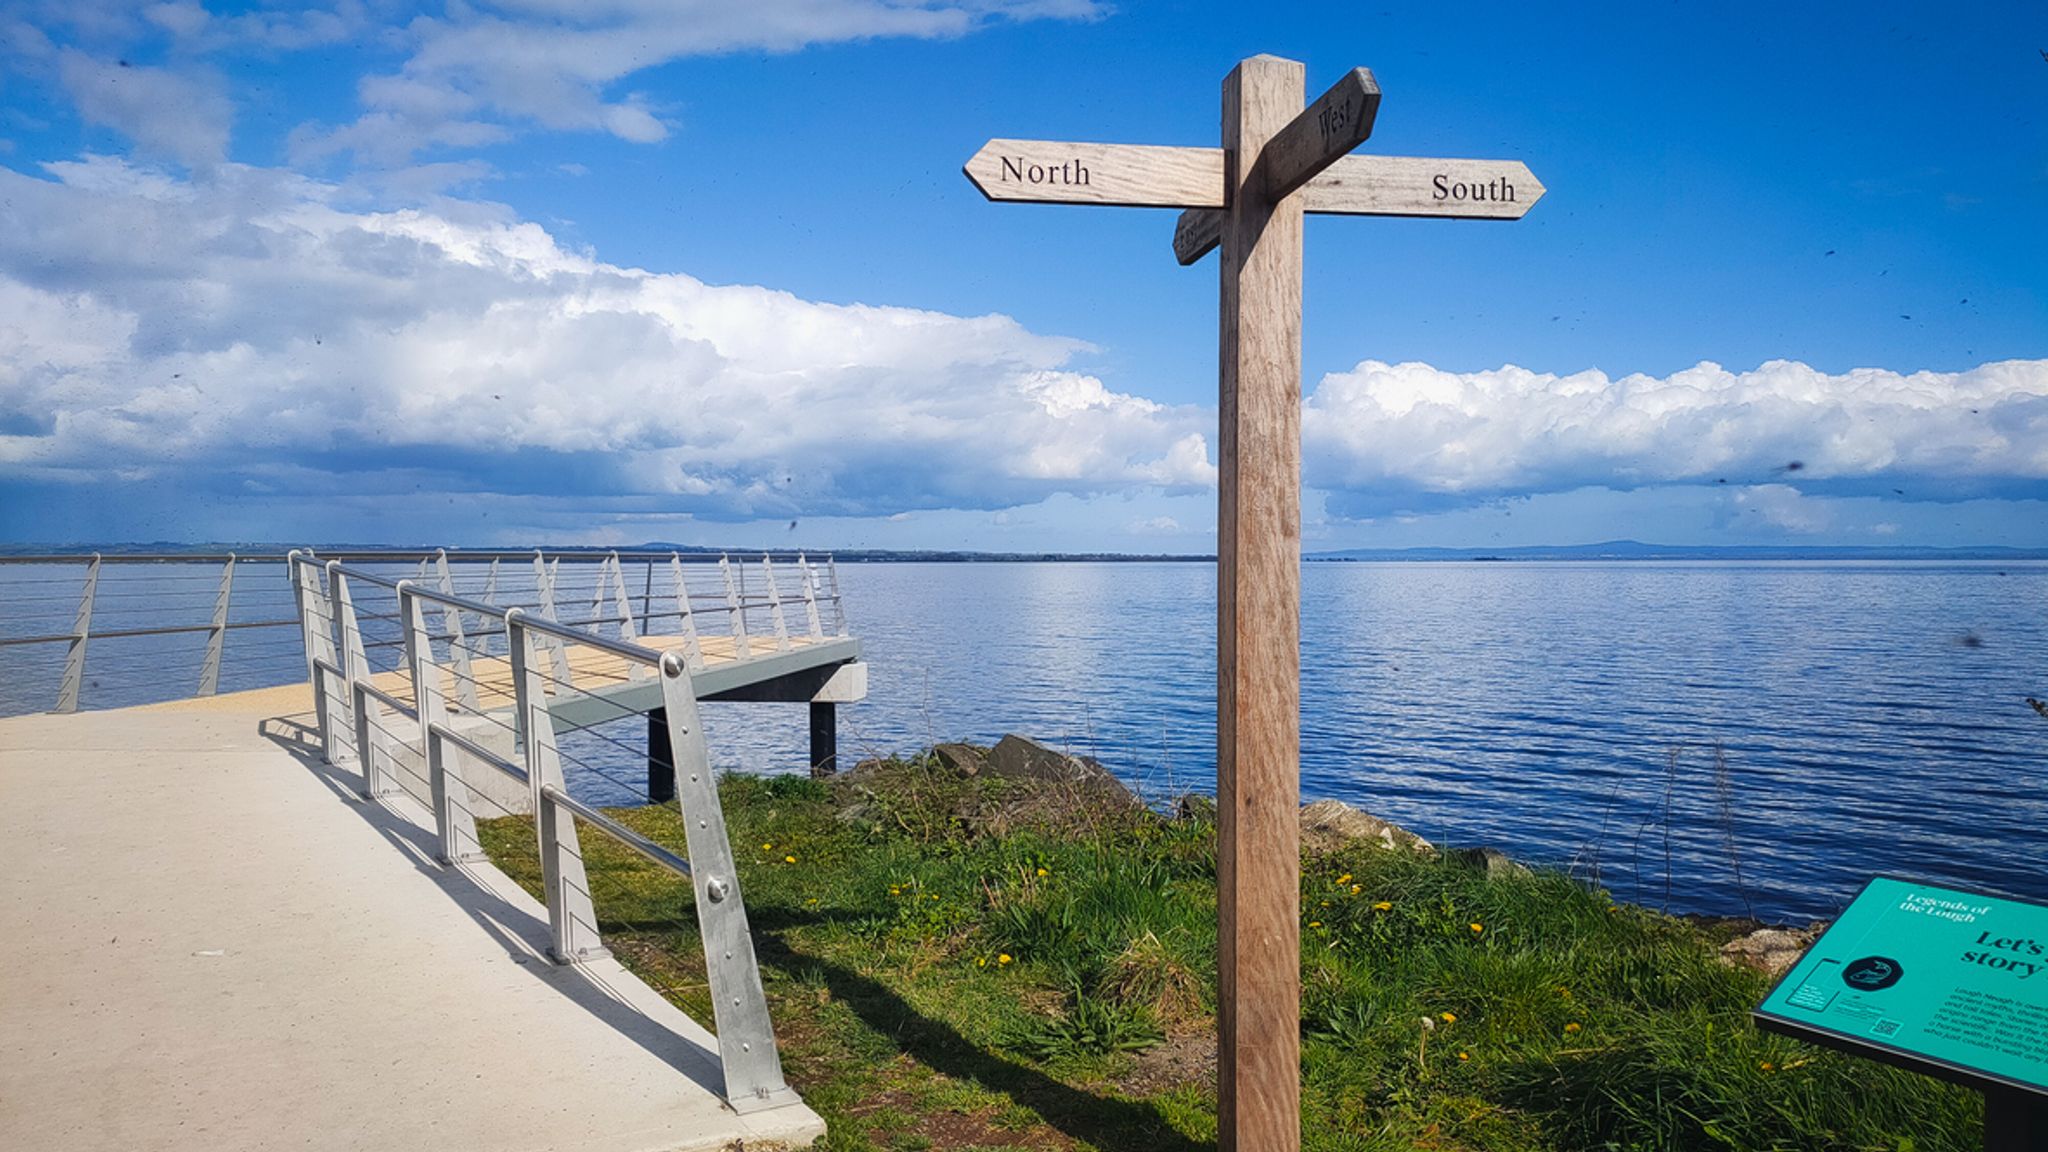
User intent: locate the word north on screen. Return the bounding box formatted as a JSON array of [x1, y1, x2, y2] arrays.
[[1433, 173, 1517, 203], [1000, 156, 1091, 187]]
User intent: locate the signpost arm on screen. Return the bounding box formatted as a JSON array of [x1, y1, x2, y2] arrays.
[[1215, 53, 1305, 1152]]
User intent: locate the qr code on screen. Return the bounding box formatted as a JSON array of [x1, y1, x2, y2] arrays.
[[1871, 1020, 1901, 1037]]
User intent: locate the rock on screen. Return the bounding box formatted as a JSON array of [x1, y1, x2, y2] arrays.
[[1451, 846, 1531, 879], [932, 742, 988, 777], [1719, 924, 1825, 978], [1299, 798, 1431, 854], [985, 735, 1140, 808]]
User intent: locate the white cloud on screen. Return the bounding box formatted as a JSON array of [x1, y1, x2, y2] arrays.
[[293, 0, 1107, 165], [0, 157, 1208, 519], [1304, 358, 2048, 508], [57, 50, 232, 168]]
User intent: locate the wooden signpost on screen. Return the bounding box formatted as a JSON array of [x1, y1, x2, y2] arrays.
[[966, 55, 1543, 1152]]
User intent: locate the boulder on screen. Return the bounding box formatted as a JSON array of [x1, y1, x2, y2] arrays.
[[1299, 798, 1431, 854], [1719, 924, 1824, 978], [985, 735, 1140, 807], [1451, 846, 1531, 879], [933, 742, 988, 777]]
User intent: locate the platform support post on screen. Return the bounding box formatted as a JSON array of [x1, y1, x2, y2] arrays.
[[809, 702, 838, 778], [647, 707, 677, 802]]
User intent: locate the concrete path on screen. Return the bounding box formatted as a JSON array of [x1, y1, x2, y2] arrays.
[[0, 688, 824, 1152]]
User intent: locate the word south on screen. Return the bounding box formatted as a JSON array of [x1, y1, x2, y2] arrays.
[[1433, 174, 1517, 202]]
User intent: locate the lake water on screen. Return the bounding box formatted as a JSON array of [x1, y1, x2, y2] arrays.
[[5, 559, 2044, 923]]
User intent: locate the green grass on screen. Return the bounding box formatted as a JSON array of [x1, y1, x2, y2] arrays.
[[476, 762, 1982, 1151]]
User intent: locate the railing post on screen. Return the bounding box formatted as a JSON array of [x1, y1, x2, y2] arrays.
[[436, 550, 480, 711], [760, 555, 791, 652], [405, 582, 481, 863], [197, 553, 235, 697], [656, 649, 797, 1113], [290, 551, 337, 683], [719, 554, 751, 659], [667, 553, 704, 669], [609, 553, 649, 682], [532, 550, 572, 686], [325, 561, 369, 770], [509, 610, 608, 964], [54, 553, 100, 713], [826, 556, 849, 637], [796, 553, 824, 640], [352, 680, 395, 800], [311, 661, 340, 765]]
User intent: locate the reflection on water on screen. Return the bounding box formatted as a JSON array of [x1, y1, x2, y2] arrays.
[[705, 560, 2048, 922], [4, 559, 2043, 922]]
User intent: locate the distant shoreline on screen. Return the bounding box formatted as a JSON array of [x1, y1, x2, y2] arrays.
[[4, 540, 2048, 563]]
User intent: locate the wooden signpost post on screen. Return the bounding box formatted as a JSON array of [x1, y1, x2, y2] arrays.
[[966, 54, 1543, 1152]]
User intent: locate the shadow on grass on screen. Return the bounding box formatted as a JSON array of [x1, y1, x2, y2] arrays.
[[746, 905, 1213, 1152]]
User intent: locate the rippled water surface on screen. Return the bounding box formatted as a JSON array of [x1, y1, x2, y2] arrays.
[[5, 559, 2044, 921]]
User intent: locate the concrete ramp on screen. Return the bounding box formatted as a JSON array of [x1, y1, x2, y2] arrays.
[[0, 689, 824, 1152]]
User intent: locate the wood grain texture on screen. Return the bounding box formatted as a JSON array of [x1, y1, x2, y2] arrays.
[[1304, 154, 1544, 219], [1216, 52, 1304, 1152], [1174, 154, 1545, 263], [1257, 66, 1381, 201], [964, 139, 1226, 208]]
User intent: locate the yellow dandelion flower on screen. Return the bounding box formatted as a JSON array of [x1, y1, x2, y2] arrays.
[[1440, 1012, 1456, 1024], [1336, 874, 1352, 885], [998, 953, 1012, 965], [761, 842, 773, 851], [1564, 1022, 1581, 1034], [976, 957, 987, 968], [784, 855, 797, 864], [1457, 1051, 1470, 1061], [1372, 901, 1392, 911], [1759, 1061, 1774, 1071], [1308, 921, 1322, 928], [1350, 885, 1363, 895], [1036, 867, 1049, 877], [1470, 922, 1484, 934]]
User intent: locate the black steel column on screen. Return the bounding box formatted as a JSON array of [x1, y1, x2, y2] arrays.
[[808, 701, 837, 778], [1985, 1089, 2048, 1152], [647, 707, 677, 802]]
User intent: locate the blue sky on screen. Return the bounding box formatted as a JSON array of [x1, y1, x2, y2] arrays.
[[0, 0, 2043, 551]]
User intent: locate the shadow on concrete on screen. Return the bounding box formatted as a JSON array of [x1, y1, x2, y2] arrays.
[[257, 713, 732, 1100]]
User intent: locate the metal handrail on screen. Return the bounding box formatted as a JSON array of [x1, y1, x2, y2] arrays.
[[295, 549, 805, 1115], [542, 784, 693, 877]]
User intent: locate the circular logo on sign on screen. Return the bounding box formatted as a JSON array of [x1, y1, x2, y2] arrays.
[[1843, 956, 1903, 991]]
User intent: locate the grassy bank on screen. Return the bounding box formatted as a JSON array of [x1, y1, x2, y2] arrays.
[[476, 757, 1981, 1151]]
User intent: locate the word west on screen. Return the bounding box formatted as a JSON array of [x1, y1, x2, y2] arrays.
[[1961, 932, 2046, 980], [1433, 173, 1517, 203], [1901, 894, 1991, 924], [1000, 156, 1090, 187]]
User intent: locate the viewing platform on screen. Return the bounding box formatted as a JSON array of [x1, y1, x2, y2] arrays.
[[0, 550, 861, 1151]]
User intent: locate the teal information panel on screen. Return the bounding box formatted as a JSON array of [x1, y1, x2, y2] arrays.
[[1757, 877, 2048, 1095]]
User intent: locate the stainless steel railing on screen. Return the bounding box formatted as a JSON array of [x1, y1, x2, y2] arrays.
[[293, 551, 805, 1115], [0, 548, 847, 718]]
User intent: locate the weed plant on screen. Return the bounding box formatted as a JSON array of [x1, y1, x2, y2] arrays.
[[477, 765, 1981, 1151]]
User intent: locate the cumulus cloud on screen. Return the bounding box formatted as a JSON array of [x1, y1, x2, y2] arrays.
[[291, 0, 1107, 164], [57, 51, 233, 168], [0, 157, 1209, 520], [1304, 358, 2048, 512]]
